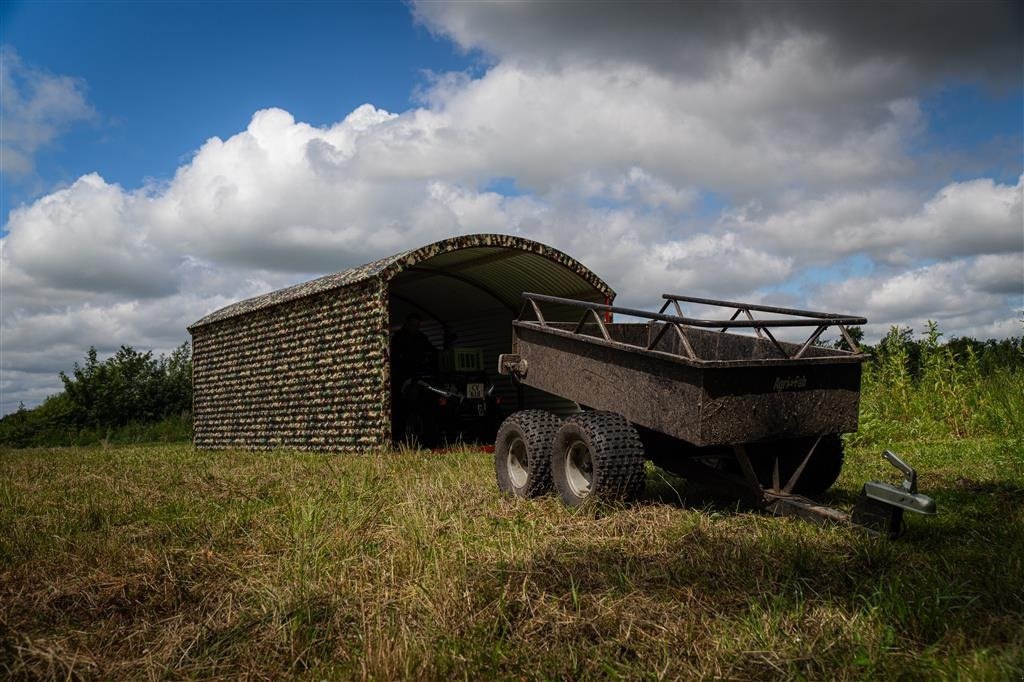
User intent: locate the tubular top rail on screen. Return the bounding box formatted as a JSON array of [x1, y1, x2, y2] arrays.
[[518, 292, 867, 361], [521, 293, 866, 328], [661, 294, 865, 322]]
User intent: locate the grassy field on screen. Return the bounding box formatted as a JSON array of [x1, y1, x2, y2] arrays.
[[1, 435, 1022, 680]]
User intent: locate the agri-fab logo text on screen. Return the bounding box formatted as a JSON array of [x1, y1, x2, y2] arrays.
[[773, 375, 807, 391]]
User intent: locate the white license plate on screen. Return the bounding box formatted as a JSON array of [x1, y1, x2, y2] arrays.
[[467, 383, 485, 399]]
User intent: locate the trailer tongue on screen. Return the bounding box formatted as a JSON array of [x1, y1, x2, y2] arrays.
[[495, 292, 936, 539]]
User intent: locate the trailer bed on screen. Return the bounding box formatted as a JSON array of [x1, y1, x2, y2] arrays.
[[510, 320, 864, 446]]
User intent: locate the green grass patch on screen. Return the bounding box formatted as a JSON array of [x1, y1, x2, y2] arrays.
[[853, 324, 1023, 446], [2, 438, 1022, 679]]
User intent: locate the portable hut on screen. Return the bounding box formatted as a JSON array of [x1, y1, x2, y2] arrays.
[[188, 234, 615, 451]]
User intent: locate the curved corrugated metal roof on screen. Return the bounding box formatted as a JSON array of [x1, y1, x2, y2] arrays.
[[189, 233, 615, 330]]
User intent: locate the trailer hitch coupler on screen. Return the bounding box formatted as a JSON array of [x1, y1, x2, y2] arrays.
[[852, 450, 937, 538], [882, 450, 918, 492]]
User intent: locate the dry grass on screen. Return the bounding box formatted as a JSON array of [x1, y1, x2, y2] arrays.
[[1, 437, 1022, 680]]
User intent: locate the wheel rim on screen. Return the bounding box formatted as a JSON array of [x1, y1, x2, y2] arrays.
[[565, 440, 593, 497], [507, 436, 529, 488]]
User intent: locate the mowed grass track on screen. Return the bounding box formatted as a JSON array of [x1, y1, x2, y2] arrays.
[[1, 438, 1022, 680]]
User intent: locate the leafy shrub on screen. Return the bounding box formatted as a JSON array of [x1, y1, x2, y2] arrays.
[[0, 343, 193, 448], [852, 322, 1023, 446]]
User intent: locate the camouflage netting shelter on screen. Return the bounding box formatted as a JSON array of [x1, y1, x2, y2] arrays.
[[188, 234, 615, 451]]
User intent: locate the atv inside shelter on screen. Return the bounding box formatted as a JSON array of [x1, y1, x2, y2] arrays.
[[188, 234, 615, 452]]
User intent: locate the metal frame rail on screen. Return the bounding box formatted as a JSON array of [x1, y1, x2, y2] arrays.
[[520, 292, 867, 361]]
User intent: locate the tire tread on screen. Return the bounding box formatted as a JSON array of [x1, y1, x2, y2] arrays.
[[555, 411, 646, 503], [494, 410, 562, 497]]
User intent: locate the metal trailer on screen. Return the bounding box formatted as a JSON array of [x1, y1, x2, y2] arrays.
[[495, 292, 936, 538]]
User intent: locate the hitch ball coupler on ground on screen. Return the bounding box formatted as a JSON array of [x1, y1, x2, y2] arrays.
[[852, 450, 937, 538]]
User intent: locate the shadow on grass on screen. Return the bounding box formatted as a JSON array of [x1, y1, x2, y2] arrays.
[[492, 466, 1024, 657], [642, 466, 1024, 531], [471, 478, 1024, 665]]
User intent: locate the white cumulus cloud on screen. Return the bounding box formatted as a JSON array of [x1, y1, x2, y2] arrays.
[[723, 175, 1023, 266], [1, 47, 96, 177]]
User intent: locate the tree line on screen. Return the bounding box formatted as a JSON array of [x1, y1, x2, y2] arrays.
[[0, 343, 192, 448], [838, 324, 1024, 376]]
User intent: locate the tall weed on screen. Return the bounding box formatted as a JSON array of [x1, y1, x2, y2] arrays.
[[853, 323, 1023, 446]]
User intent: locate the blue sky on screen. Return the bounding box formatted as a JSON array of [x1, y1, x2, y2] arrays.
[[1, 0, 480, 215], [1, 1, 1021, 413], [914, 84, 1023, 185], [5, 2, 1019, 216]]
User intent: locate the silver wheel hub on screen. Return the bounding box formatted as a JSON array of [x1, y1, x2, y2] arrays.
[[507, 436, 529, 488], [565, 441, 594, 497]]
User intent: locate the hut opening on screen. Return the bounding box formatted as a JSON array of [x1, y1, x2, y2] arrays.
[[188, 234, 614, 452]]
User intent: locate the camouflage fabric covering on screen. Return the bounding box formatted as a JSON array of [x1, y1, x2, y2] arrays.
[[190, 234, 612, 330], [188, 233, 614, 452], [192, 280, 391, 451]]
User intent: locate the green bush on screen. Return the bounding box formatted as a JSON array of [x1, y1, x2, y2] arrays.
[[60, 343, 192, 429], [0, 393, 78, 448], [852, 322, 1023, 446], [0, 343, 193, 448]]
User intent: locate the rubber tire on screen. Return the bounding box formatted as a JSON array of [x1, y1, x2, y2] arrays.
[[746, 435, 845, 497], [551, 411, 646, 506], [494, 410, 562, 498]]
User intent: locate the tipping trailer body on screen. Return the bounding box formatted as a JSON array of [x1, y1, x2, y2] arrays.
[[502, 292, 870, 449], [509, 320, 863, 447]]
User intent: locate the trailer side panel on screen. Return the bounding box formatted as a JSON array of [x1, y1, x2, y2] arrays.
[[512, 324, 705, 443], [512, 322, 862, 446], [699, 364, 862, 444]]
